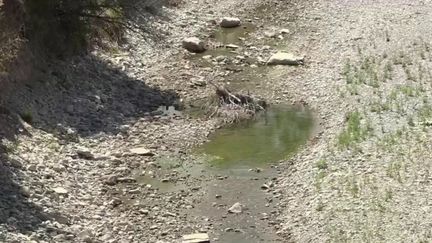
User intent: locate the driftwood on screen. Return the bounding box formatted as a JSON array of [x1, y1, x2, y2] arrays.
[[185, 71, 267, 122], [207, 81, 266, 110]]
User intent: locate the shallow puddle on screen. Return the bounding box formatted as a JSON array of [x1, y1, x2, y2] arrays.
[[213, 23, 256, 44], [188, 106, 314, 242], [199, 105, 314, 169]]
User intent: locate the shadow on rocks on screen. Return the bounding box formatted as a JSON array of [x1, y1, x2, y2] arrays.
[[0, 110, 56, 241], [2, 54, 180, 138]]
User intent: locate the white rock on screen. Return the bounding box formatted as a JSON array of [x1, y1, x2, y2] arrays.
[[182, 37, 206, 53], [264, 31, 277, 38], [280, 28, 290, 34], [267, 52, 304, 65], [226, 44, 239, 49], [53, 187, 68, 195], [220, 17, 241, 28], [129, 147, 154, 156], [228, 202, 243, 214], [182, 233, 210, 243]]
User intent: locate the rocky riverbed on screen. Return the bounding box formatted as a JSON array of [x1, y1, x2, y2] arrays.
[[2, 0, 432, 242]]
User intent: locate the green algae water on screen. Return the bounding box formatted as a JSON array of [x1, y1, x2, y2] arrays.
[[200, 106, 314, 169]]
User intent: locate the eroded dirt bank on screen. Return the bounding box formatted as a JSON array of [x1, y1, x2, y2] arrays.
[[1, 0, 432, 242]]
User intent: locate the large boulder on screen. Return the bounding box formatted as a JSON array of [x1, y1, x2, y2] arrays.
[[220, 17, 241, 28], [267, 52, 304, 65], [182, 37, 206, 53]]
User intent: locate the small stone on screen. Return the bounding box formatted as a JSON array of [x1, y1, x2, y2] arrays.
[[21, 186, 31, 197], [228, 202, 243, 214], [150, 225, 159, 230], [280, 29, 290, 34], [52, 164, 66, 172], [27, 164, 37, 171], [261, 184, 270, 190], [104, 175, 118, 185], [116, 177, 136, 183], [215, 194, 222, 199], [267, 52, 304, 65], [226, 44, 239, 49], [264, 31, 277, 38], [224, 228, 234, 232], [9, 159, 23, 168], [139, 209, 149, 215], [220, 17, 241, 28], [129, 188, 140, 194], [78, 230, 93, 242], [110, 198, 122, 207], [215, 56, 226, 62], [129, 147, 154, 156], [164, 212, 176, 217], [52, 187, 68, 196], [182, 37, 207, 53], [181, 233, 210, 243], [76, 148, 94, 160]]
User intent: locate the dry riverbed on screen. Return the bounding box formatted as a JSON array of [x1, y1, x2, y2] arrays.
[[1, 0, 432, 242]]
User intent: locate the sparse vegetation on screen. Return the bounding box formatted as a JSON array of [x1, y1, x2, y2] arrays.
[[316, 159, 328, 170], [20, 110, 33, 124], [338, 111, 369, 148]]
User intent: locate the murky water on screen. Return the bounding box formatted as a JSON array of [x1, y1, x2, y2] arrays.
[[188, 106, 314, 243], [213, 23, 256, 44], [199, 106, 314, 169]]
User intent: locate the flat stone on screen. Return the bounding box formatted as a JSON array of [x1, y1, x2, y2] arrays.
[[182, 233, 210, 243], [52, 187, 68, 195], [267, 52, 304, 66], [129, 147, 154, 156], [226, 44, 239, 49]]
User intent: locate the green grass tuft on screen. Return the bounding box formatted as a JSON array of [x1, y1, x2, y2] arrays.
[[338, 111, 369, 148]]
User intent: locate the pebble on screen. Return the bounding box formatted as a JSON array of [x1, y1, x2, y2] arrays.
[[52, 187, 69, 196], [228, 202, 243, 214]]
